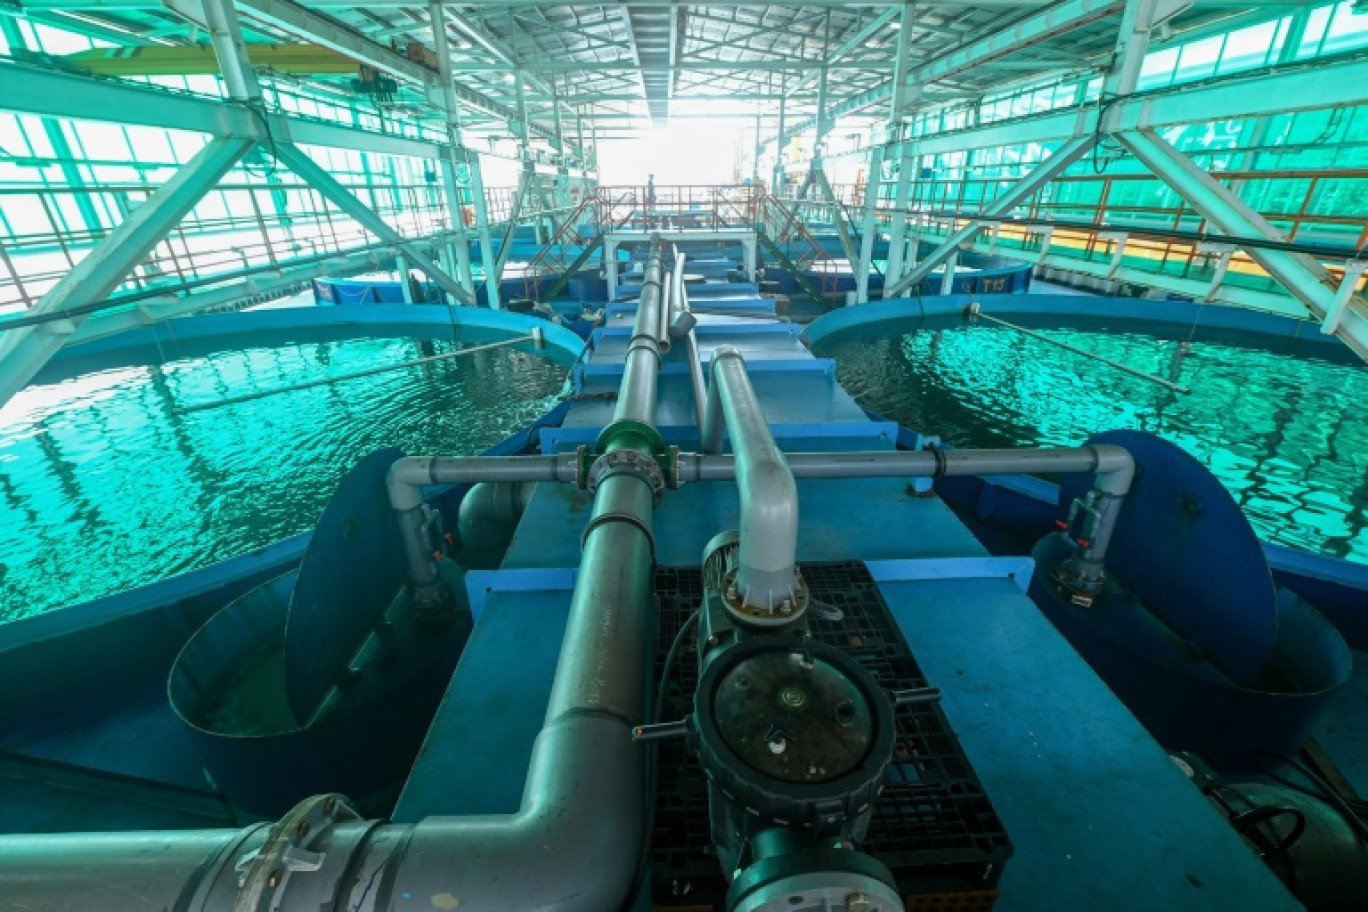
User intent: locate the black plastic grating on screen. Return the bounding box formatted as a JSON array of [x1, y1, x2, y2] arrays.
[[650, 561, 1011, 909]]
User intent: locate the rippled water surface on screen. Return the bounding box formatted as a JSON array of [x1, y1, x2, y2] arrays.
[[814, 323, 1368, 564], [0, 331, 567, 621]]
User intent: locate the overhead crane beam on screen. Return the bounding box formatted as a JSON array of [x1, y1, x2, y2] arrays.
[[769, 0, 1127, 147], [0, 58, 449, 160], [864, 57, 1368, 160], [235, 0, 559, 142]]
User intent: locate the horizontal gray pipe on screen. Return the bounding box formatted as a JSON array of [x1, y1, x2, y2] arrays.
[[678, 445, 1133, 491], [702, 346, 800, 610], [678, 445, 1134, 568], [0, 717, 643, 912], [387, 453, 578, 511], [0, 828, 262, 912]]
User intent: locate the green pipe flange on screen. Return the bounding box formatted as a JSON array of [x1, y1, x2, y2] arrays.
[[596, 418, 665, 458], [587, 420, 676, 487]]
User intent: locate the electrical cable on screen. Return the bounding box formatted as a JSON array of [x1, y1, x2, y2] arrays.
[[1254, 749, 1368, 843], [1253, 752, 1368, 816], [628, 606, 701, 908]]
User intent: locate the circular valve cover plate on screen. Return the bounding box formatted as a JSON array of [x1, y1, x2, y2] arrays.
[[713, 648, 874, 784]]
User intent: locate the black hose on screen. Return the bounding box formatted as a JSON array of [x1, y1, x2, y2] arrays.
[[1254, 749, 1368, 844], [628, 606, 701, 908]]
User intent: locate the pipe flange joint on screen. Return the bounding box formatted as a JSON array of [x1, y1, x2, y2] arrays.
[[232, 794, 360, 912], [587, 447, 667, 499], [591, 419, 676, 488]]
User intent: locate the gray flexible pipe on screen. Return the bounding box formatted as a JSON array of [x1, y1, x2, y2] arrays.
[[699, 345, 801, 610], [670, 253, 709, 435]]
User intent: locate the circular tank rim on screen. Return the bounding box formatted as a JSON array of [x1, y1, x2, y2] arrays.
[[802, 293, 1353, 362], [35, 303, 586, 386]]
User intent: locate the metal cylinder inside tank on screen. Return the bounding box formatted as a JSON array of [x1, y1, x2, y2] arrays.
[[167, 567, 471, 815]]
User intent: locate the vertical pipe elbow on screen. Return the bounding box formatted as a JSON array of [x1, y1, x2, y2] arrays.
[[735, 455, 800, 609], [1091, 444, 1135, 496], [373, 717, 644, 912], [386, 456, 432, 512], [709, 346, 800, 609]]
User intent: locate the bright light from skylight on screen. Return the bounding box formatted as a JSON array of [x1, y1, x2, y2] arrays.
[[596, 125, 749, 184]]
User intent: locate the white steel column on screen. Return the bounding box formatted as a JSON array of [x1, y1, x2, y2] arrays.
[[429, 0, 477, 301], [772, 91, 787, 192], [467, 156, 501, 309], [200, 0, 263, 103], [865, 1, 915, 303], [940, 251, 958, 296], [885, 135, 1096, 297], [883, 152, 917, 295], [399, 255, 415, 303], [855, 143, 884, 304]]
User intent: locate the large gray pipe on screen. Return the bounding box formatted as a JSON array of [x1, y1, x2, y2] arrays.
[[679, 446, 1134, 490], [0, 248, 667, 912], [668, 252, 708, 435], [699, 345, 800, 610], [614, 240, 667, 425]]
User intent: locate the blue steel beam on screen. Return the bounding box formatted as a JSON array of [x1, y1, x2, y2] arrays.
[[0, 135, 255, 407]]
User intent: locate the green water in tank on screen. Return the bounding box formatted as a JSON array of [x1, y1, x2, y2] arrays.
[[0, 331, 566, 622], [813, 322, 1368, 565]]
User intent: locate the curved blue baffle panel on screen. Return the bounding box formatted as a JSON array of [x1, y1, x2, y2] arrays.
[[286, 448, 408, 723], [1057, 429, 1278, 686], [1034, 430, 1351, 770], [168, 449, 473, 815]]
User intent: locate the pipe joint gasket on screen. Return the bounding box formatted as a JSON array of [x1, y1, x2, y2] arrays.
[[587, 448, 666, 500], [928, 442, 948, 478], [1084, 445, 1103, 474], [580, 510, 656, 561]]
